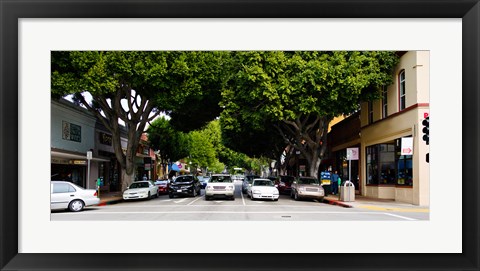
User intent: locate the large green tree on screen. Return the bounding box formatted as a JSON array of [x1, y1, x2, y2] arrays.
[[51, 51, 227, 190], [147, 116, 190, 167], [221, 51, 399, 177]]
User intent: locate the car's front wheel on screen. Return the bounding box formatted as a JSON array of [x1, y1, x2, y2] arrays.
[[69, 199, 84, 212], [294, 192, 300, 201]]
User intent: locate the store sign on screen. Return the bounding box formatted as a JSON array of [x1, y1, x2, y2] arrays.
[[62, 121, 81, 142], [99, 132, 112, 146], [401, 137, 414, 155], [72, 160, 87, 165]]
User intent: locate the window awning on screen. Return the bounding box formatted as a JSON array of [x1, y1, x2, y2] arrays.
[[51, 150, 110, 162]]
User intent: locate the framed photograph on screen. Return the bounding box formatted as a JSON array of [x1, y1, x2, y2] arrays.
[[1, 0, 479, 270]]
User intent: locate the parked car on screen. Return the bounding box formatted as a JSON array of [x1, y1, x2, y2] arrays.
[[242, 175, 260, 194], [275, 175, 295, 195], [232, 174, 245, 182], [154, 179, 169, 194], [50, 181, 100, 212], [290, 176, 325, 202], [168, 175, 202, 198], [198, 176, 210, 189], [123, 180, 159, 200], [205, 174, 235, 200], [248, 179, 279, 201]]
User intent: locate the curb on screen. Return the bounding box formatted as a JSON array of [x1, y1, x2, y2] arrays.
[[323, 197, 354, 208], [98, 198, 123, 206]]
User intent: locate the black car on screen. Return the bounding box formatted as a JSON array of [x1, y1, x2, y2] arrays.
[[168, 175, 202, 198]]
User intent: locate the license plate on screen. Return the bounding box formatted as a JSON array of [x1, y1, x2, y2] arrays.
[[177, 190, 182, 192]]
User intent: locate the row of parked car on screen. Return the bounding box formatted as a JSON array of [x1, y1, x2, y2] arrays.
[[242, 175, 325, 202], [121, 173, 326, 202], [50, 173, 326, 212]]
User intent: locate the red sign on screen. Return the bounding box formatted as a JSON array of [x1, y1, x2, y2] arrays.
[[402, 148, 412, 154], [424, 112, 429, 118]]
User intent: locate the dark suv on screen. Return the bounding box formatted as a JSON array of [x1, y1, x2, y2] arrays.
[[168, 175, 202, 198]]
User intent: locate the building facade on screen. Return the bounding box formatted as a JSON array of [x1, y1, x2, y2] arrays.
[[51, 99, 109, 189], [359, 51, 430, 205], [51, 98, 156, 191]]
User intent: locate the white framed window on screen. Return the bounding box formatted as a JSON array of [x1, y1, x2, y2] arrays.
[[399, 70, 406, 110], [382, 85, 388, 118], [368, 100, 374, 124]]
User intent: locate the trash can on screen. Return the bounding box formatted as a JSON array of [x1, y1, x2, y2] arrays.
[[339, 181, 355, 202]]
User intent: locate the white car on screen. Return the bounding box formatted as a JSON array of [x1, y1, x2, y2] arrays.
[[248, 179, 279, 201], [50, 181, 100, 212], [205, 174, 235, 200], [123, 180, 159, 200]]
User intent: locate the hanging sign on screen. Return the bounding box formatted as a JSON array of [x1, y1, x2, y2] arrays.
[[346, 148, 359, 160], [401, 137, 414, 155]]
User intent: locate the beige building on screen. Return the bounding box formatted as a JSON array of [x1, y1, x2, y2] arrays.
[[359, 51, 430, 206]]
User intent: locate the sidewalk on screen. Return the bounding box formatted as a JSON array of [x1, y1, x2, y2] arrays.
[[323, 194, 430, 212]]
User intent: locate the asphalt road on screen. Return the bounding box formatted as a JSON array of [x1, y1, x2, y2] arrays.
[[51, 182, 429, 221]]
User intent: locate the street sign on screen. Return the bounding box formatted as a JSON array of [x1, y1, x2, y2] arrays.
[[346, 148, 359, 160], [401, 137, 414, 155], [86, 151, 92, 160]]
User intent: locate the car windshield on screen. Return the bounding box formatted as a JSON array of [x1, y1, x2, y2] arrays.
[[210, 176, 232, 183], [298, 178, 319, 185], [253, 180, 274, 186], [281, 176, 295, 183], [130, 182, 149, 188], [174, 176, 194, 183]]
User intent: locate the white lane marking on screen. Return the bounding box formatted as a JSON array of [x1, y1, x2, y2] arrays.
[[100, 204, 333, 208], [187, 196, 203, 206], [382, 212, 417, 221], [214, 201, 223, 203], [241, 191, 246, 206], [174, 198, 188, 204], [57, 211, 414, 217]]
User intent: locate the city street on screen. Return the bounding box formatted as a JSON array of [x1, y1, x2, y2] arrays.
[[51, 182, 429, 221]]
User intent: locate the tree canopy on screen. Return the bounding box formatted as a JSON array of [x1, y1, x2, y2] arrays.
[[220, 51, 399, 177], [51, 51, 228, 189]]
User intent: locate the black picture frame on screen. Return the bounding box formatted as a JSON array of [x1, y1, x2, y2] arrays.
[[1, 1, 478, 270]]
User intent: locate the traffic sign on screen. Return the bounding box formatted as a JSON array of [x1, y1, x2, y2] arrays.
[[346, 148, 359, 160]]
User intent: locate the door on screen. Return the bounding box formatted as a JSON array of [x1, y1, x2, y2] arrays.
[[51, 183, 77, 210]]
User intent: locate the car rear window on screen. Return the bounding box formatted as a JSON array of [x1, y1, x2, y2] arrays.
[[253, 180, 274, 186], [210, 176, 232, 183], [174, 176, 194, 182], [298, 178, 319, 185]]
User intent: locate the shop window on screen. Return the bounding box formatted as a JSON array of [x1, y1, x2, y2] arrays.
[[366, 143, 396, 185], [366, 146, 378, 185], [396, 138, 413, 186], [399, 70, 406, 110]]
